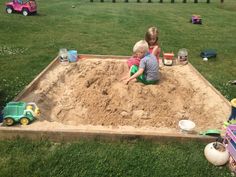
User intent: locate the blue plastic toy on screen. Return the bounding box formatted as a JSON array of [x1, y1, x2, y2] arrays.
[[200, 50, 217, 59]]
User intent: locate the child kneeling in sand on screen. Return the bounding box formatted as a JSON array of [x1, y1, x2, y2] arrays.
[[122, 40, 159, 85]]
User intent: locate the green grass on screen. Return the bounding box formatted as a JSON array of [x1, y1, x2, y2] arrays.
[[0, 0, 235, 108], [0, 1, 236, 176], [0, 138, 232, 177]]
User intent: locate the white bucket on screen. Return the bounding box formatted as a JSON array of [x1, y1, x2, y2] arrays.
[[59, 48, 68, 63], [178, 48, 188, 65]]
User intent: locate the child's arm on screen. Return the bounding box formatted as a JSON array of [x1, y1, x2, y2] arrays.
[[124, 68, 144, 84], [120, 74, 129, 81], [151, 45, 160, 56], [120, 64, 133, 81]]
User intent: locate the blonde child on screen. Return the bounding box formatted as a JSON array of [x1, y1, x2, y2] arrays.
[[145, 26, 161, 61], [122, 40, 159, 85]]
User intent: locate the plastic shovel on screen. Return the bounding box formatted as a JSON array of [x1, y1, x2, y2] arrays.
[[199, 129, 221, 137]]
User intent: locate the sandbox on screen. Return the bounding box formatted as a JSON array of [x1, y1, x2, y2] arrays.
[[0, 54, 231, 142]]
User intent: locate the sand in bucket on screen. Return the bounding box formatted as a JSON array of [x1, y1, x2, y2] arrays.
[[68, 50, 78, 62]]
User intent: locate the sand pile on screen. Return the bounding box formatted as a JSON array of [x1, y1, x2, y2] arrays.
[[22, 58, 230, 131]]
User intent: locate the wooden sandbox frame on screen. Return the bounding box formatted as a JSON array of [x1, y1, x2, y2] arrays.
[[0, 54, 231, 142]]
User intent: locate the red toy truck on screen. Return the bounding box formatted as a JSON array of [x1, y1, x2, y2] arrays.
[[5, 0, 37, 16]]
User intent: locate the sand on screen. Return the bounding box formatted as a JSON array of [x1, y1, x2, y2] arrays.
[[17, 57, 230, 134]]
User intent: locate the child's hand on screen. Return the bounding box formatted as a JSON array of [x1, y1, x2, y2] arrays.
[[124, 79, 130, 85], [120, 77, 129, 84], [152, 45, 159, 51]]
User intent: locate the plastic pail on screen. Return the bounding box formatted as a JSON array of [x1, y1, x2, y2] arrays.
[[68, 50, 77, 62], [178, 48, 188, 65]]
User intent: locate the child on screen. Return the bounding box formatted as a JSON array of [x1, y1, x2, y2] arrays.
[[126, 43, 143, 68], [122, 40, 159, 85], [145, 26, 161, 61]]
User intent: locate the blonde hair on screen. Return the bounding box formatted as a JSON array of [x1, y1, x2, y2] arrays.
[[133, 40, 149, 53], [145, 26, 159, 45]]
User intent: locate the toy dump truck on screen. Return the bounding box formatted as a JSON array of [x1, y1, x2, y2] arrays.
[[3, 102, 40, 126]]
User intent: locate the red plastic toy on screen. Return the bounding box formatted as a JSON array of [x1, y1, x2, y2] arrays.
[[5, 0, 37, 16], [163, 52, 174, 66]]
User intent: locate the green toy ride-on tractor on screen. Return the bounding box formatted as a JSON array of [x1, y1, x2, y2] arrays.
[[3, 102, 40, 126]]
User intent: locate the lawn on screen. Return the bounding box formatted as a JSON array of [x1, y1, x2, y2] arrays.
[[0, 138, 233, 177], [0, 0, 236, 176], [0, 0, 235, 108]]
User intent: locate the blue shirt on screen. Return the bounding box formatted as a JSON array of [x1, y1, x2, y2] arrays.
[[139, 53, 159, 81]]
